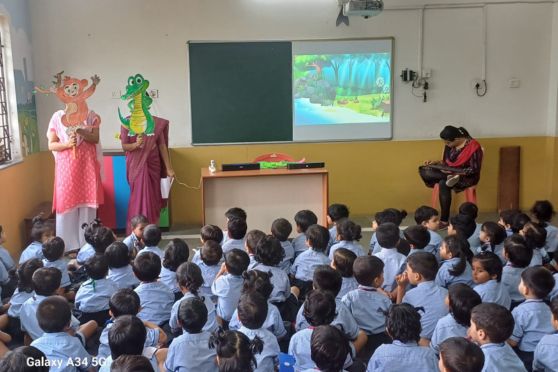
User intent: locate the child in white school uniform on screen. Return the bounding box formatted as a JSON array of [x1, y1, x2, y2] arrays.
[[250, 235, 295, 318], [42, 237, 72, 292], [75, 219, 101, 266], [0, 258, 43, 343], [222, 218, 248, 254], [122, 214, 148, 255], [530, 200, 558, 254], [161, 238, 189, 301], [296, 266, 366, 351], [0, 225, 15, 300], [326, 203, 350, 255], [19, 268, 97, 342], [290, 224, 331, 298], [373, 222, 407, 293], [459, 202, 483, 255], [370, 208, 407, 255], [521, 222, 549, 267], [97, 288, 167, 360], [30, 296, 92, 372], [165, 297, 218, 372], [367, 304, 439, 372], [229, 270, 287, 340], [430, 283, 481, 355], [533, 297, 558, 372], [74, 255, 118, 325], [438, 337, 485, 372], [290, 290, 354, 371], [500, 209, 519, 237], [468, 303, 527, 372], [222, 207, 247, 244], [328, 218, 365, 260], [193, 240, 223, 299], [414, 206, 443, 260], [292, 210, 318, 257], [99, 315, 166, 372], [237, 292, 280, 372], [169, 262, 217, 335], [478, 222, 507, 262], [136, 224, 163, 259], [403, 225, 432, 257], [209, 329, 263, 372], [472, 251, 511, 309], [331, 248, 358, 299], [436, 235, 474, 289], [271, 218, 295, 273], [396, 251, 449, 346], [342, 256, 391, 362], [244, 229, 266, 269], [105, 242, 139, 289], [133, 252, 174, 326], [508, 266, 556, 371], [502, 235, 533, 309], [19, 216, 54, 264], [212, 248, 250, 327], [305, 325, 352, 372]]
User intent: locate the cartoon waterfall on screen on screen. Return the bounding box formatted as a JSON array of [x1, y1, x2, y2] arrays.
[[293, 53, 391, 126]]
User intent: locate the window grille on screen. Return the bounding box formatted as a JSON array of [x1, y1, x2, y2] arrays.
[[0, 31, 11, 165]]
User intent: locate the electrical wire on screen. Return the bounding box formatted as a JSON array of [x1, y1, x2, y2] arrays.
[[168, 151, 202, 190], [475, 80, 488, 97]]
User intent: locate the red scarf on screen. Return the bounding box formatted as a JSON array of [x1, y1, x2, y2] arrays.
[[445, 139, 481, 167]]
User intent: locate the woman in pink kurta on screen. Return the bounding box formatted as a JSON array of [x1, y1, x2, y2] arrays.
[[47, 110, 104, 251], [120, 117, 174, 234]]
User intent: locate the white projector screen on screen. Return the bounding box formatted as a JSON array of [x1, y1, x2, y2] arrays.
[[292, 39, 393, 142]]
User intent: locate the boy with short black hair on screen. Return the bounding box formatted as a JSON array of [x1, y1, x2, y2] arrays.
[[222, 218, 248, 253], [101, 315, 166, 372], [403, 225, 431, 256], [290, 224, 330, 296], [237, 292, 280, 372], [97, 288, 166, 360], [42, 237, 71, 290], [271, 218, 294, 273], [200, 224, 224, 244], [20, 268, 96, 342], [374, 222, 407, 293], [342, 255, 391, 361], [438, 337, 485, 372], [106, 241, 139, 289], [244, 229, 266, 269], [533, 297, 558, 371], [292, 210, 318, 257], [502, 235, 534, 308], [508, 266, 556, 370], [165, 297, 218, 371], [414, 205, 442, 259], [192, 240, 223, 298], [212, 248, 250, 326], [75, 254, 118, 325], [468, 303, 526, 371], [396, 251, 448, 346], [327, 203, 350, 252], [137, 224, 163, 259], [123, 214, 148, 254], [133, 252, 174, 326], [31, 296, 93, 372]]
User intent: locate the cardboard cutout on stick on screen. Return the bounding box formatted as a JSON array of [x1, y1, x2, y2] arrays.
[[118, 73, 154, 136], [35, 71, 100, 158]]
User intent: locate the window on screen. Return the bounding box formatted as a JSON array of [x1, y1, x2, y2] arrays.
[[0, 16, 22, 167], [0, 31, 11, 165]]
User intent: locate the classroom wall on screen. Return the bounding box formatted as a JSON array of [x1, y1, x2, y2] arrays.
[[0, 152, 54, 257], [16, 0, 558, 229], [30, 0, 555, 148]]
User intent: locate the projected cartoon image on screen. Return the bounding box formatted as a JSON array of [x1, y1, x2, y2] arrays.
[[293, 53, 391, 126]]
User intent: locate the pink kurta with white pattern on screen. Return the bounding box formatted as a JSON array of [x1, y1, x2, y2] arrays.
[[48, 110, 104, 214]]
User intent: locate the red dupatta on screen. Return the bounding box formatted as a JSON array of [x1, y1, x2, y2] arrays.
[[445, 139, 481, 167]]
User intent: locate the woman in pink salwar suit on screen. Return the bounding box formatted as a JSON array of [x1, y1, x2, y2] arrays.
[[120, 117, 175, 234]]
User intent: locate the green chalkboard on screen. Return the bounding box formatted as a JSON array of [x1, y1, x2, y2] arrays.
[[189, 42, 293, 144]]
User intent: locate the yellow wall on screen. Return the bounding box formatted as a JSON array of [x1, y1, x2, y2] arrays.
[[1, 136, 556, 260], [0, 152, 54, 258], [168, 136, 558, 225]]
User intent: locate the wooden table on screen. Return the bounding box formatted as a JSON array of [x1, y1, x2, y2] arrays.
[[201, 168, 329, 234]]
